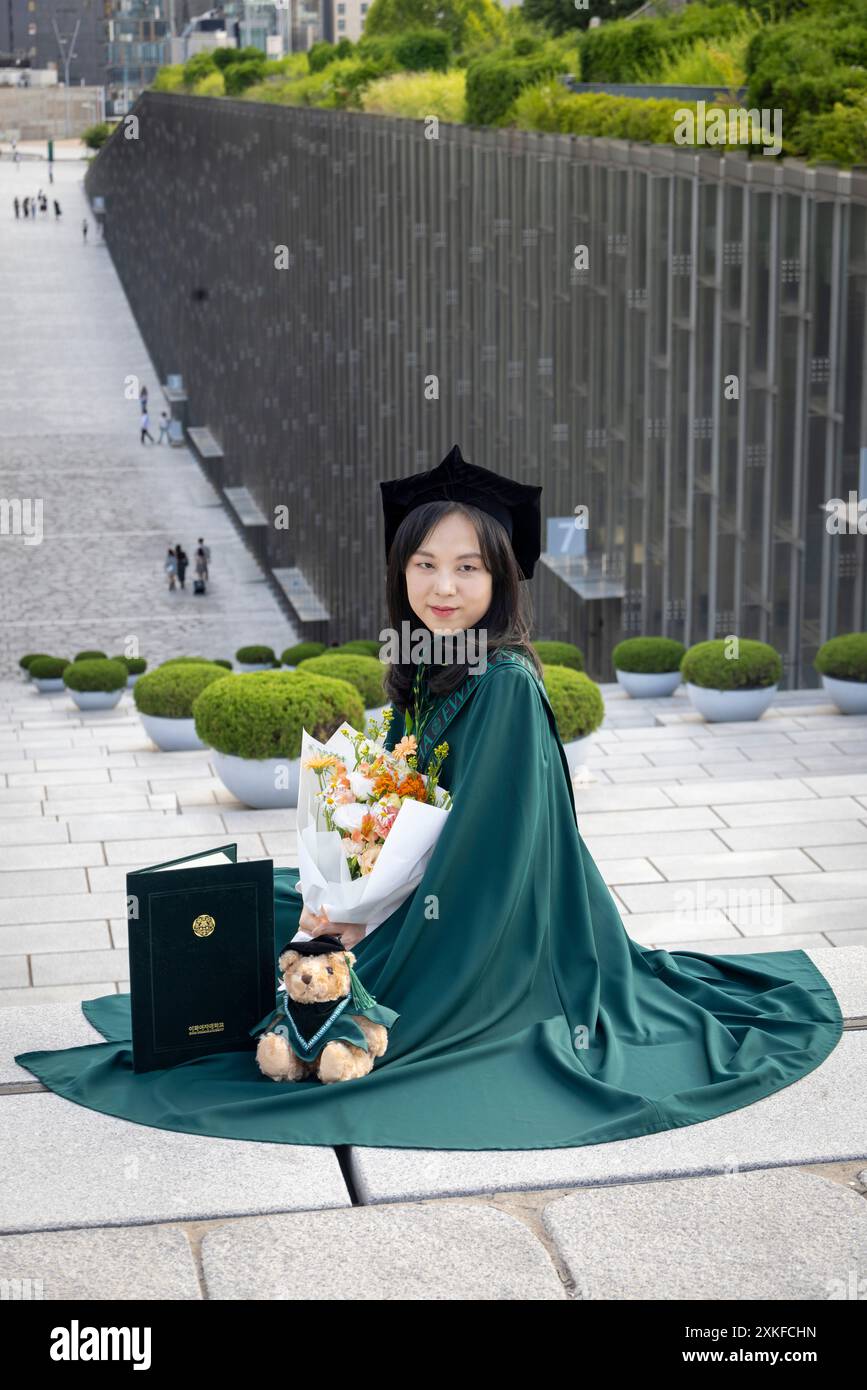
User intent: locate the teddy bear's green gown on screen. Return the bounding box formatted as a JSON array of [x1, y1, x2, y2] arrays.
[[15, 648, 843, 1151]]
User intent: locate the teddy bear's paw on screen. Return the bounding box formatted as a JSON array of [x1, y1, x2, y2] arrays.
[[352, 1016, 388, 1059], [256, 1032, 307, 1082], [316, 1040, 374, 1084]]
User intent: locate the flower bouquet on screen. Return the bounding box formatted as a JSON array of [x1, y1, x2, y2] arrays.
[[294, 707, 452, 938]]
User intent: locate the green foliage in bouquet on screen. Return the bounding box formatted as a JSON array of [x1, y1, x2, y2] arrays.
[[133, 662, 230, 719], [541, 665, 605, 741], [681, 638, 782, 691], [532, 639, 585, 672], [613, 637, 686, 674], [235, 645, 278, 665], [295, 653, 388, 708], [281, 642, 327, 665], [112, 655, 148, 675], [192, 671, 365, 760], [63, 658, 129, 692], [28, 656, 71, 679], [814, 633, 867, 682]]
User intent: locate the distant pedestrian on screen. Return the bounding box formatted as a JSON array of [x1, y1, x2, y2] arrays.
[[175, 544, 188, 589], [53, 200, 61, 218], [13, 197, 19, 218], [194, 546, 208, 589], [140, 408, 154, 444], [82, 218, 88, 242], [157, 410, 170, 444], [139, 384, 148, 412], [165, 547, 177, 592], [196, 537, 210, 580], [48, 164, 54, 184], [22, 197, 29, 218], [38, 191, 46, 213]]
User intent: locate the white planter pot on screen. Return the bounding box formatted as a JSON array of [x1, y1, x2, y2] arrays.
[[211, 751, 301, 808], [237, 662, 275, 673], [282, 664, 297, 672], [139, 712, 207, 751], [615, 669, 681, 698], [68, 688, 125, 710], [821, 673, 867, 715], [562, 734, 593, 774], [33, 677, 66, 692], [365, 703, 390, 726], [686, 682, 778, 723], [126, 673, 143, 687]]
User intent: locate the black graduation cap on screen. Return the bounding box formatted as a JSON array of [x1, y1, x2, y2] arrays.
[[279, 935, 346, 957], [379, 444, 543, 580]]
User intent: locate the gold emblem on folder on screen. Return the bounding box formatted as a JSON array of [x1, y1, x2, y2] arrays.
[[192, 913, 216, 938]]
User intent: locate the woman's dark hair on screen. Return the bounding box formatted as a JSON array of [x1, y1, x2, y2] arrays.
[[382, 500, 543, 714]]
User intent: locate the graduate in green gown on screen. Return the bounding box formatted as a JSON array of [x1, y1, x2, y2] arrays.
[[15, 445, 843, 1151]]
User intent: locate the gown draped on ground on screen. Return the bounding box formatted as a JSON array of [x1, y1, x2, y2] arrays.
[[15, 647, 843, 1151]]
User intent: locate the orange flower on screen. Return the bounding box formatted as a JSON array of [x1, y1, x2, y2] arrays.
[[371, 768, 400, 797], [396, 772, 427, 801]]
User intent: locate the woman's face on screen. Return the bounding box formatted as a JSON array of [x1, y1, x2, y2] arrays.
[[405, 511, 493, 635]]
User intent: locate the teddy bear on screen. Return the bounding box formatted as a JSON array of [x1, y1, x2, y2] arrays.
[[250, 934, 399, 1084]]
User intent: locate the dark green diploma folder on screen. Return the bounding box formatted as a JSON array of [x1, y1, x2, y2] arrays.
[[126, 844, 275, 1073]]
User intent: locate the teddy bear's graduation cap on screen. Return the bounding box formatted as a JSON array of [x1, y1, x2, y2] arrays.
[[379, 444, 543, 580]]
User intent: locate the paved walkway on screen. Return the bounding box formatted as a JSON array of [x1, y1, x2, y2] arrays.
[[0, 156, 294, 681], [0, 156, 864, 1302]]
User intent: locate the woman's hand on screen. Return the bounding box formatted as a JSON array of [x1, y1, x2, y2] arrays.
[[299, 903, 367, 951]]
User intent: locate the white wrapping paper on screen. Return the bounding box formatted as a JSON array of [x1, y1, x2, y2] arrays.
[[295, 720, 450, 938]]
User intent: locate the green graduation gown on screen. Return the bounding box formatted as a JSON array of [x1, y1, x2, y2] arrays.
[[14, 646, 843, 1151]]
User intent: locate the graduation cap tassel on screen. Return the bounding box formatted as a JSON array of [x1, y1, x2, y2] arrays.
[[346, 957, 377, 1011]]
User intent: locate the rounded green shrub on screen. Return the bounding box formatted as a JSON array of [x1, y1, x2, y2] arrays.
[[74, 649, 108, 661], [338, 639, 383, 659], [192, 671, 365, 760], [532, 640, 585, 672], [814, 633, 867, 682], [133, 662, 230, 719], [542, 665, 605, 741], [281, 642, 327, 665], [19, 653, 52, 670], [681, 639, 782, 691], [465, 50, 570, 126], [212, 659, 233, 670], [29, 656, 71, 680], [392, 28, 450, 73], [160, 656, 216, 666], [235, 645, 278, 665], [112, 655, 147, 675], [295, 653, 387, 708], [63, 658, 128, 692], [613, 637, 686, 674]]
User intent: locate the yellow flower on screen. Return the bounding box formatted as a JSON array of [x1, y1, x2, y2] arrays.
[[303, 754, 341, 772]]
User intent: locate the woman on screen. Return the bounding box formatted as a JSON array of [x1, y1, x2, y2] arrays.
[[194, 542, 208, 586], [175, 544, 188, 590], [164, 546, 177, 592], [14, 447, 843, 1153]]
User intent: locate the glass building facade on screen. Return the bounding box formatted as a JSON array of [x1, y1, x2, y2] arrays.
[[86, 97, 867, 683]]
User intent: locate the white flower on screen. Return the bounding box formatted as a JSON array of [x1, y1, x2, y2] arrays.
[[333, 801, 367, 832], [348, 770, 376, 799]]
